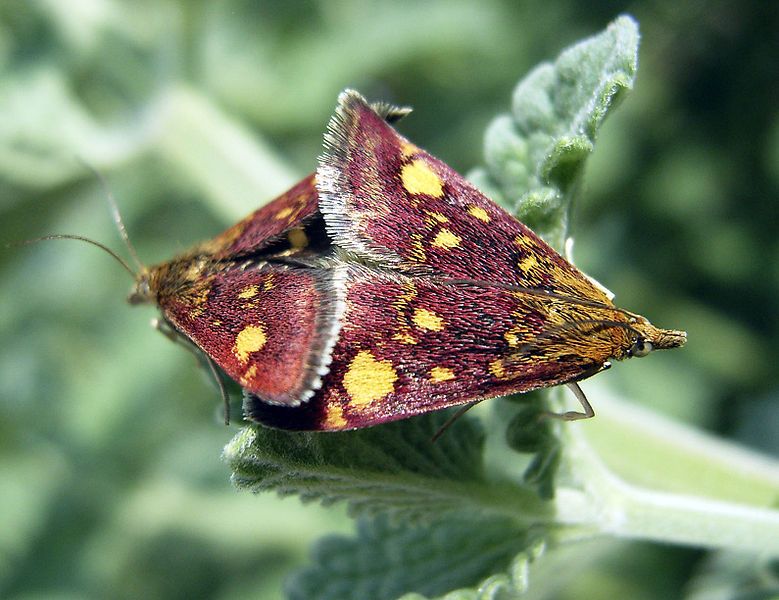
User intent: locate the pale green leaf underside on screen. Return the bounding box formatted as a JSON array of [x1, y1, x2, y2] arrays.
[[225, 411, 547, 521]]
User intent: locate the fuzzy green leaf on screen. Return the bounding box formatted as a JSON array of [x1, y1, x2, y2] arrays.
[[224, 411, 549, 521], [504, 395, 561, 501], [286, 514, 545, 600], [470, 14, 639, 248]]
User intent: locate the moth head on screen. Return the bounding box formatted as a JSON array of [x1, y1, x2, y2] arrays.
[[127, 268, 153, 305], [622, 314, 686, 360]]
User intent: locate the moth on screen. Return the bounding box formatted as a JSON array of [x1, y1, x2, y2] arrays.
[[44, 90, 687, 431]]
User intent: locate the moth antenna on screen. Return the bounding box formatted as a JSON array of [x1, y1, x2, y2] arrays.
[[14, 235, 137, 279], [79, 160, 145, 273]]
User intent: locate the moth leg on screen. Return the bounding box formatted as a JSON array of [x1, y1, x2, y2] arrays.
[[152, 318, 206, 359], [431, 402, 480, 442], [152, 317, 181, 344], [203, 355, 231, 426], [542, 382, 595, 421], [151, 318, 232, 425]]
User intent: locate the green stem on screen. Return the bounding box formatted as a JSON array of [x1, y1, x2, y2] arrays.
[[553, 389, 779, 555], [584, 391, 779, 505], [557, 481, 779, 553]]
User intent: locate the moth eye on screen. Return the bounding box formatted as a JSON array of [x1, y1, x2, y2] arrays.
[[629, 338, 653, 358]]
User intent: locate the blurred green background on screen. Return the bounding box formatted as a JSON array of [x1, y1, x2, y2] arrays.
[[0, 1, 776, 599]]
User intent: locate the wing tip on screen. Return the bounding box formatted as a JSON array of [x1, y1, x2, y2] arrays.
[[318, 89, 412, 266], [238, 264, 346, 410], [337, 88, 413, 123]]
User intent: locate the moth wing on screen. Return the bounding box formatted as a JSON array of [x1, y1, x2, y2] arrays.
[[318, 90, 608, 303], [244, 266, 620, 430], [202, 174, 325, 259], [199, 97, 415, 261], [160, 262, 343, 406]]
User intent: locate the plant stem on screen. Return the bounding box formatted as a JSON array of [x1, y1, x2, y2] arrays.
[[554, 390, 779, 555]]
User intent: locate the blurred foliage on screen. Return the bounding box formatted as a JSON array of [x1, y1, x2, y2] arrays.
[[1, 1, 777, 599]]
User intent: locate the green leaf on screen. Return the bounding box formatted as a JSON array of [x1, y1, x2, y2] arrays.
[[470, 14, 639, 248], [0, 2, 167, 188], [504, 395, 561, 501], [286, 514, 544, 600], [224, 411, 549, 521]]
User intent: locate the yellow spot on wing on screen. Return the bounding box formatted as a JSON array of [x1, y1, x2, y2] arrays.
[[240, 364, 258, 386], [432, 229, 461, 249], [393, 331, 418, 345], [342, 350, 398, 407], [401, 159, 444, 197], [413, 308, 444, 331], [238, 285, 259, 299], [186, 280, 213, 318], [490, 359, 506, 379], [287, 228, 308, 249], [391, 282, 420, 345], [504, 330, 521, 347], [513, 235, 531, 248], [409, 232, 427, 262], [427, 211, 449, 223], [467, 205, 491, 222], [234, 324, 267, 364], [429, 366, 455, 382], [400, 140, 418, 158], [519, 254, 539, 273], [275, 206, 294, 220], [323, 404, 348, 429]]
